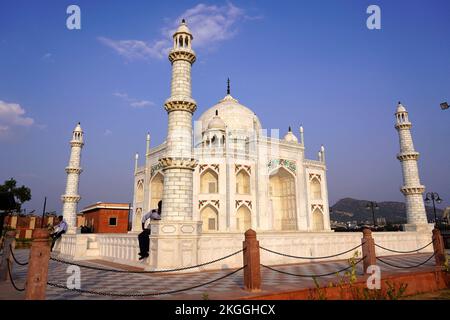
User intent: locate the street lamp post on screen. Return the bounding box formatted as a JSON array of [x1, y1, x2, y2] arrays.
[[424, 192, 442, 225], [366, 201, 379, 227]]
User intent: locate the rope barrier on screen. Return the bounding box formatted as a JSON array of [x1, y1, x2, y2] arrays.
[[9, 245, 28, 266], [374, 240, 433, 254], [7, 258, 25, 292], [47, 266, 245, 297], [50, 248, 244, 273], [261, 256, 365, 278], [259, 243, 362, 260], [376, 253, 435, 269]]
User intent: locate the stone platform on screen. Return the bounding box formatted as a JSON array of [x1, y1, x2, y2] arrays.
[[2, 248, 446, 300]]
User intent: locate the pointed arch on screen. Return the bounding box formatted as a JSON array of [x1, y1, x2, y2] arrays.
[[312, 208, 324, 231], [236, 205, 251, 232], [149, 172, 164, 209], [200, 169, 218, 194], [200, 205, 218, 232], [310, 177, 322, 200], [136, 179, 144, 203], [133, 207, 142, 231], [269, 167, 297, 231], [236, 169, 250, 194]]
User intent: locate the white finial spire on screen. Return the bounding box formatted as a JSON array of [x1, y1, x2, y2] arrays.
[[299, 126, 304, 144], [134, 152, 139, 173], [320, 145, 325, 162], [146, 133, 151, 157]]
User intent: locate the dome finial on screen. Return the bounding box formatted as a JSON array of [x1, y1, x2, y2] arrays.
[[288, 126, 292, 132], [227, 78, 230, 95], [181, 18, 186, 24], [215, 110, 218, 116]]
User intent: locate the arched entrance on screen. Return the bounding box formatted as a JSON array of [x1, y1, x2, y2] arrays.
[[200, 205, 218, 232], [269, 167, 297, 231], [149, 173, 163, 210], [312, 208, 324, 231], [236, 205, 251, 232]]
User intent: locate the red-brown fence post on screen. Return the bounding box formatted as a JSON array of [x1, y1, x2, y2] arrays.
[[25, 228, 50, 300], [243, 229, 261, 292], [0, 230, 16, 281], [361, 228, 376, 273], [432, 228, 446, 268]]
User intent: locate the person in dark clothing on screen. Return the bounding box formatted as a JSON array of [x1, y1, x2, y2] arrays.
[[138, 200, 162, 260]]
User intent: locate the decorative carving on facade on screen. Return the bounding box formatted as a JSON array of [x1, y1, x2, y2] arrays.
[[267, 159, 296, 174], [235, 164, 251, 174], [199, 164, 220, 174], [309, 173, 321, 181], [150, 163, 163, 177], [199, 200, 219, 210], [311, 204, 324, 213], [235, 200, 252, 209]]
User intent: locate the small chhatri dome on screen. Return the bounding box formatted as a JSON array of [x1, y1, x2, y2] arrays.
[[396, 101, 407, 113], [175, 19, 192, 36], [74, 122, 83, 132], [207, 110, 226, 130], [284, 126, 298, 143]]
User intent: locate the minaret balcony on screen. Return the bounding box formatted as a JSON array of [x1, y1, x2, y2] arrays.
[[400, 186, 425, 195], [159, 157, 198, 171], [395, 122, 412, 130], [168, 49, 196, 64], [61, 195, 81, 202], [65, 167, 83, 174], [396, 152, 420, 161], [164, 99, 197, 113]]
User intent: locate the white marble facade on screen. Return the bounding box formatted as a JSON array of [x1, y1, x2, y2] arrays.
[[132, 90, 331, 234]]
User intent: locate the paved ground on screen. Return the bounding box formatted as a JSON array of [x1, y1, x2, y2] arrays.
[[0, 248, 442, 300]]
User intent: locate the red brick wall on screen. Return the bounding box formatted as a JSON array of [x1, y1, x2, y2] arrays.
[[82, 208, 129, 233]]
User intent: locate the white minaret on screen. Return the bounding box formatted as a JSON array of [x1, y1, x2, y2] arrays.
[[61, 122, 84, 233], [150, 19, 200, 269], [394, 102, 429, 231], [159, 19, 198, 220]]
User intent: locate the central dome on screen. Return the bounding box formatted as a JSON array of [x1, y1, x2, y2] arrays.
[[198, 94, 262, 133]]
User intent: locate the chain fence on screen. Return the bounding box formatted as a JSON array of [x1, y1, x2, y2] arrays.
[[259, 243, 363, 260], [47, 266, 245, 297], [50, 248, 243, 273], [374, 240, 433, 254], [9, 244, 29, 266], [376, 252, 436, 269], [261, 256, 365, 278]]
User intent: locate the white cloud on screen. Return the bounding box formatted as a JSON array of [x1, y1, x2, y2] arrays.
[[0, 100, 35, 136], [113, 92, 154, 108], [99, 2, 251, 61]]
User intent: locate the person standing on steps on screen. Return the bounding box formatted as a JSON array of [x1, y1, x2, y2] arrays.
[[138, 200, 161, 260]]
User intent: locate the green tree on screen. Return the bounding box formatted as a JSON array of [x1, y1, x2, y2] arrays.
[[0, 178, 31, 212]]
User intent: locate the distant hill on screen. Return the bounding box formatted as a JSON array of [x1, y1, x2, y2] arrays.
[[330, 198, 443, 224]]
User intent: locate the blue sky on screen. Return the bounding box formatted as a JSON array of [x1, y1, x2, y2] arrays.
[[0, 0, 449, 213]]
